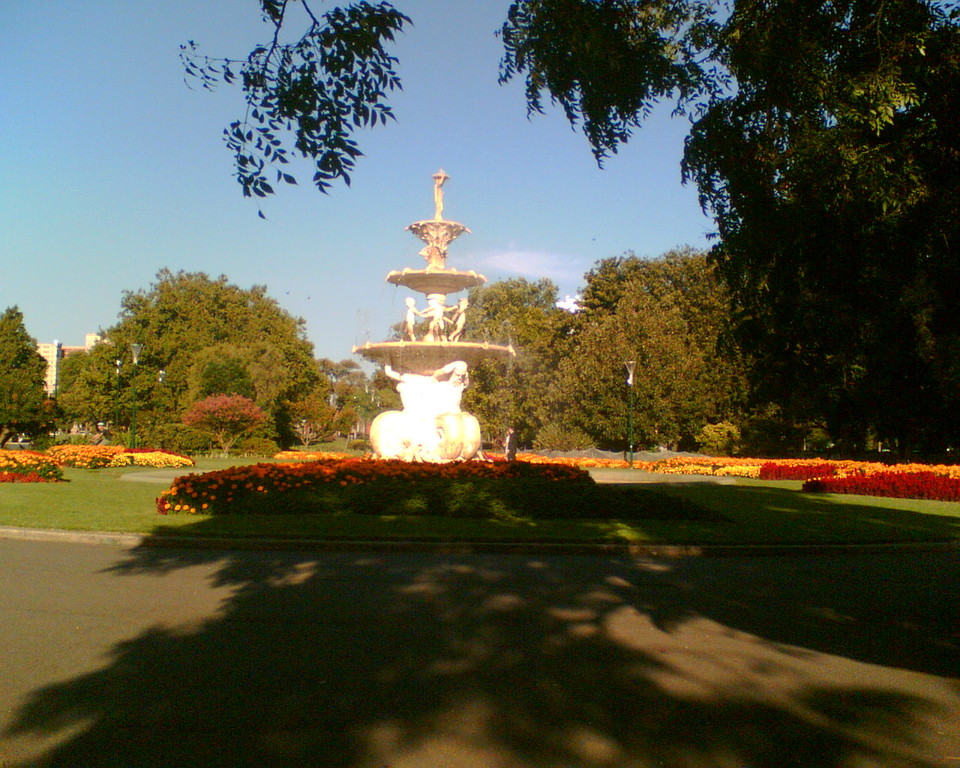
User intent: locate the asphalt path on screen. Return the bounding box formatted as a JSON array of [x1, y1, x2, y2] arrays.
[[0, 537, 958, 767]]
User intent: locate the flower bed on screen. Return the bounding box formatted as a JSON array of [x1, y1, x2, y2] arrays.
[[512, 452, 632, 468], [0, 471, 59, 483], [45, 444, 193, 469], [804, 471, 960, 501], [47, 444, 126, 468], [633, 456, 767, 478], [274, 450, 354, 462], [158, 456, 593, 516], [106, 450, 195, 468], [0, 451, 64, 482], [759, 462, 837, 481]]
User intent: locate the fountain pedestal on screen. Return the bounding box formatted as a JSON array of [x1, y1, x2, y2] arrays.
[[353, 170, 514, 461]]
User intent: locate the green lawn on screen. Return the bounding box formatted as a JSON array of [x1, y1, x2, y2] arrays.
[[1, 460, 958, 546]]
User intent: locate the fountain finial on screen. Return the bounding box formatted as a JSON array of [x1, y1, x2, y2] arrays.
[[432, 168, 449, 221], [406, 169, 469, 270]]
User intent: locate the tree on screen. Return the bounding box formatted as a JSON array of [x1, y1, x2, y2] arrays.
[[680, 1, 960, 454], [194, 356, 255, 400], [460, 278, 572, 447], [557, 250, 747, 450], [182, 394, 266, 453], [188, 1, 960, 451], [57, 270, 318, 447], [181, 0, 409, 206], [501, 0, 960, 453], [0, 307, 51, 446]]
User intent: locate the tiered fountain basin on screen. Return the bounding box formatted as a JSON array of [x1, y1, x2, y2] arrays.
[[354, 169, 514, 461], [353, 340, 515, 376], [385, 267, 487, 296]]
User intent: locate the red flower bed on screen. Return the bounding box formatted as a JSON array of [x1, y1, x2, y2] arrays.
[[759, 462, 837, 481], [804, 471, 960, 501], [0, 471, 58, 483]]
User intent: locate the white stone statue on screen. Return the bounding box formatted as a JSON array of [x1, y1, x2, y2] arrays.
[[370, 360, 481, 461], [447, 298, 468, 342], [403, 297, 423, 341], [421, 295, 449, 342]]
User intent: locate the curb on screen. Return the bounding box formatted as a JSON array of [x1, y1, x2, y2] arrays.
[[1, 525, 957, 558]]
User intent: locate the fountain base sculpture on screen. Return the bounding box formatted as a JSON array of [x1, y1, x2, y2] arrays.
[[369, 362, 481, 461], [354, 170, 514, 461]]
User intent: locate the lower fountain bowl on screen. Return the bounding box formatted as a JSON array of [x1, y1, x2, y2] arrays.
[[353, 340, 515, 375]]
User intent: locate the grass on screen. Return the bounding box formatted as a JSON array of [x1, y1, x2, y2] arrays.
[[1, 459, 959, 546]]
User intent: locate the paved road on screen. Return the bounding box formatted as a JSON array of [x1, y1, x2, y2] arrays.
[[1, 537, 958, 767]]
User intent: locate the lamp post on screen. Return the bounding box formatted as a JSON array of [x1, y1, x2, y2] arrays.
[[625, 360, 636, 467], [130, 344, 142, 449], [114, 358, 122, 431]]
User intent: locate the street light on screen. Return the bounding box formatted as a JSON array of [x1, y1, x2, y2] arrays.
[[625, 360, 636, 467], [130, 344, 143, 449], [114, 358, 122, 431]]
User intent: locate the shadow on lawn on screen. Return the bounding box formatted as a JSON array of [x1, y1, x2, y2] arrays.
[[647, 481, 960, 543], [4, 528, 959, 767]]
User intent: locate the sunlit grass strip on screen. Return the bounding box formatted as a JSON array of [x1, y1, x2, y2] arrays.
[[158, 457, 592, 515]]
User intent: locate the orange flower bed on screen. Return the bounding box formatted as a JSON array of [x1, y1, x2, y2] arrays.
[[47, 444, 126, 468], [46, 444, 194, 469], [0, 450, 64, 482], [273, 450, 354, 462], [158, 456, 591, 515], [511, 452, 633, 469]]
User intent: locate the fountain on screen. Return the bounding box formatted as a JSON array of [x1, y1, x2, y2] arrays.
[[353, 170, 515, 461]]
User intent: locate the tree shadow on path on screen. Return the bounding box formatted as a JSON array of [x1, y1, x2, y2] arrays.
[[5, 538, 960, 767]]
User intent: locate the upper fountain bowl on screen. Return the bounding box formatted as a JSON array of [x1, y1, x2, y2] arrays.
[[386, 267, 487, 296]]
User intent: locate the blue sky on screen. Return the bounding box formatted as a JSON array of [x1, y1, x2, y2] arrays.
[[1, 0, 714, 362]]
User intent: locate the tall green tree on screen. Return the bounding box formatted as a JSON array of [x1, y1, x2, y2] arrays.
[[58, 270, 318, 447], [558, 250, 746, 450], [500, 0, 960, 453], [461, 278, 572, 447], [189, 0, 960, 451], [0, 307, 51, 447]]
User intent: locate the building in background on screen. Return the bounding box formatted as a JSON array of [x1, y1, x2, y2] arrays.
[[36, 334, 100, 395]]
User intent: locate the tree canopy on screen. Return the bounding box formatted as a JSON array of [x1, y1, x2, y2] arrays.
[[58, 270, 319, 447], [459, 252, 744, 452], [0, 307, 51, 447], [186, 0, 960, 452]]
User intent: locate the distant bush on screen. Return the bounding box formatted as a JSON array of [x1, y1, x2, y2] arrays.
[[347, 439, 369, 452], [533, 423, 594, 452], [146, 423, 212, 455], [697, 421, 741, 457], [235, 437, 281, 456]]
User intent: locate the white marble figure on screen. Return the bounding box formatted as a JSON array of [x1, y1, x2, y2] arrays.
[[370, 361, 481, 461], [421, 295, 449, 342], [403, 297, 423, 341], [447, 298, 468, 342]]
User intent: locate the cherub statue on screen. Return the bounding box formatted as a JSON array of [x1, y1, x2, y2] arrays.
[[447, 298, 469, 342], [403, 297, 425, 341], [422, 295, 449, 342]]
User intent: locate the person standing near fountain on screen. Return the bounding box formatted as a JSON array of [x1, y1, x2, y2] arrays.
[[505, 427, 518, 461]]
